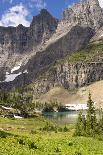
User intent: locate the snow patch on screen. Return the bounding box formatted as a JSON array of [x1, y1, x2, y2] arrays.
[[6, 72, 9, 75], [100, 33, 103, 38], [4, 72, 22, 82], [2, 106, 13, 110], [23, 69, 28, 73], [65, 104, 88, 111], [98, 0, 103, 8], [11, 63, 22, 73], [14, 115, 23, 119]]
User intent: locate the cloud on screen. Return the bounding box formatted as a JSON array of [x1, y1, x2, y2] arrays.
[[0, 0, 47, 27], [98, 0, 103, 8], [2, 0, 47, 11], [0, 3, 30, 27]]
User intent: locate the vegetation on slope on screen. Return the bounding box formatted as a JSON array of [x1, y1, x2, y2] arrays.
[[0, 90, 62, 117], [75, 93, 103, 138], [1, 116, 103, 155], [56, 40, 103, 64]]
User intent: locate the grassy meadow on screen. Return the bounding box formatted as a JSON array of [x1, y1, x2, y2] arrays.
[[0, 116, 103, 155]]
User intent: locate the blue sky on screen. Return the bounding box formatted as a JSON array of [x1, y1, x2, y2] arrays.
[[0, 0, 103, 27]]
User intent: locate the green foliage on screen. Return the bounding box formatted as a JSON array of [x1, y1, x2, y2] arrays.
[[18, 138, 25, 145], [86, 93, 97, 135], [74, 151, 82, 155], [28, 142, 38, 149], [56, 41, 103, 65], [75, 93, 103, 137], [0, 130, 12, 138], [1, 117, 103, 155], [63, 125, 69, 132], [0, 89, 62, 118], [74, 111, 86, 136], [41, 122, 58, 132]]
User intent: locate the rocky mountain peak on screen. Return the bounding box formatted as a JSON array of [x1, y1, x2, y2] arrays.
[[30, 9, 58, 44], [62, 0, 103, 30], [40, 9, 52, 16]]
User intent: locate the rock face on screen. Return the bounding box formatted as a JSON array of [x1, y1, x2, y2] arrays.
[[30, 9, 58, 44], [63, 0, 103, 30], [0, 0, 103, 91], [26, 26, 94, 72], [31, 62, 103, 95], [0, 9, 58, 68]]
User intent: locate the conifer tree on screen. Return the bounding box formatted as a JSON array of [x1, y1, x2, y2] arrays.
[[98, 108, 103, 134], [75, 111, 86, 136], [86, 92, 97, 135]]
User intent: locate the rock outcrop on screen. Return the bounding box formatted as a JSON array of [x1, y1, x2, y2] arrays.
[[63, 0, 103, 30], [31, 62, 103, 95]]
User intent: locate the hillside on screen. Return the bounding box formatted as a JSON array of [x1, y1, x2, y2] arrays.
[[33, 80, 103, 108]]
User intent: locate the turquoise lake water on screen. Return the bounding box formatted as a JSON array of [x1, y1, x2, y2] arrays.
[[43, 111, 81, 124]]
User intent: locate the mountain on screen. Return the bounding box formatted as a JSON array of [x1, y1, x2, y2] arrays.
[[0, 0, 103, 96], [0, 9, 58, 67]]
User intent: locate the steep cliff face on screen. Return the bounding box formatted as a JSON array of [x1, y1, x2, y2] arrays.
[[30, 9, 58, 44], [26, 26, 94, 72], [31, 62, 103, 95]]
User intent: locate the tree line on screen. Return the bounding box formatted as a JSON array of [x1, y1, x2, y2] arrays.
[[0, 90, 61, 117]]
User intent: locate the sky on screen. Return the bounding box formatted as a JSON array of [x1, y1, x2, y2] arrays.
[[0, 0, 103, 27]]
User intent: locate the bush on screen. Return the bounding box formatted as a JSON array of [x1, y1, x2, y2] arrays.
[[18, 139, 25, 145], [29, 142, 38, 149], [0, 131, 11, 138], [74, 151, 82, 155], [55, 147, 61, 153], [42, 122, 58, 132], [63, 125, 69, 132], [68, 142, 73, 146]]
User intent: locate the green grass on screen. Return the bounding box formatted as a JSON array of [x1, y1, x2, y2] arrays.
[[1, 117, 103, 155]]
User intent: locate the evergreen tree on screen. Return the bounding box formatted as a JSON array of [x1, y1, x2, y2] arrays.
[[75, 111, 86, 136], [98, 108, 103, 134], [86, 93, 97, 135]]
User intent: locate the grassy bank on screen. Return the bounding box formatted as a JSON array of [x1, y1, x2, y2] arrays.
[[0, 117, 103, 155]]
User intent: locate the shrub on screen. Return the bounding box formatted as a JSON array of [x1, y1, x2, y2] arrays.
[[0, 131, 11, 138], [68, 142, 73, 146], [74, 151, 82, 155], [29, 142, 38, 149], [63, 125, 69, 132], [42, 122, 57, 132], [55, 147, 61, 153], [18, 139, 25, 145]]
